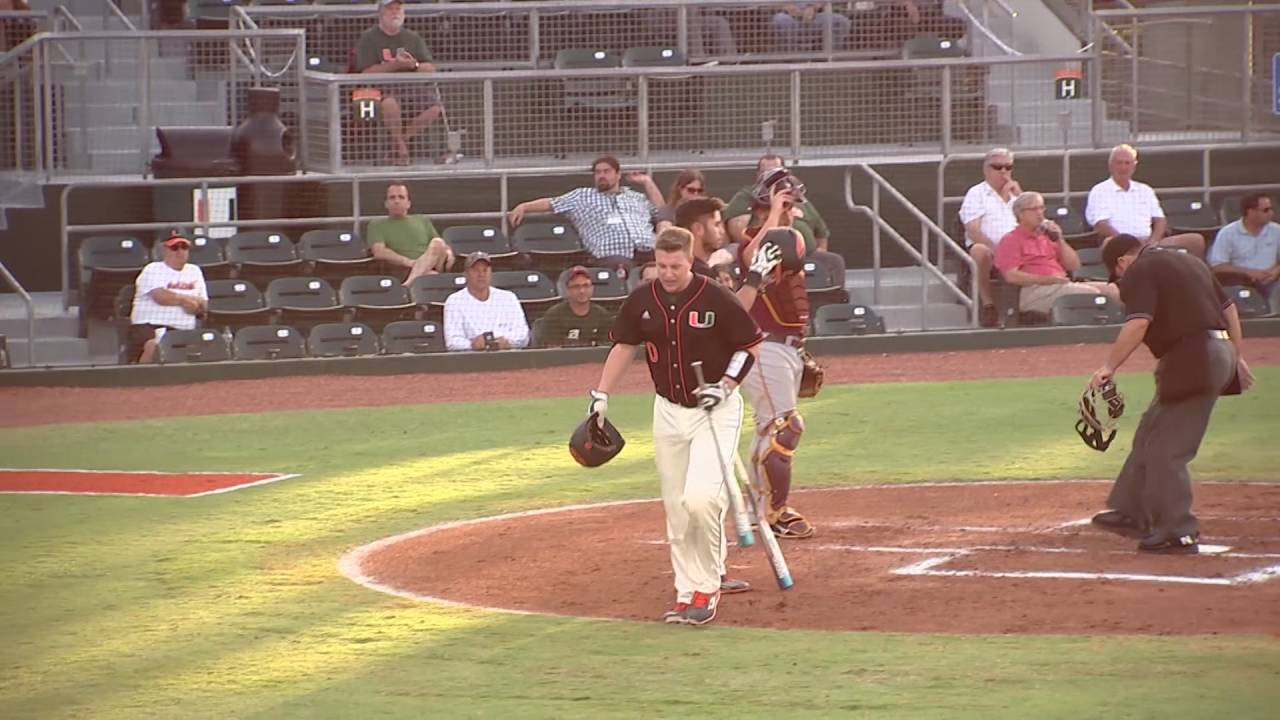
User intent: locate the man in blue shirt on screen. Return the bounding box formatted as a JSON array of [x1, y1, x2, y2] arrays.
[[1208, 192, 1279, 299]]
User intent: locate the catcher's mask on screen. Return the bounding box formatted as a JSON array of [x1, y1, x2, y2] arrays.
[[750, 167, 807, 209], [1076, 379, 1126, 452], [569, 413, 626, 467]]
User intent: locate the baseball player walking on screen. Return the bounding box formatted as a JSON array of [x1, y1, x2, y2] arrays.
[[736, 168, 818, 539], [1089, 235, 1255, 554], [588, 227, 777, 626]]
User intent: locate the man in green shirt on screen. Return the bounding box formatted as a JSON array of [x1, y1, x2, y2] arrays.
[[368, 182, 454, 285], [537, 266, 615, 347], [355, 0, 443, 165], [725, 154, 846, 280]]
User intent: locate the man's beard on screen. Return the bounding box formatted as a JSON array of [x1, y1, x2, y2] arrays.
[[595, 179, 616, 192]]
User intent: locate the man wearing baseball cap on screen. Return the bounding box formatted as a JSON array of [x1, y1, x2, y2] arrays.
[[442, 252, 530, 351], [127, 233, 208, 363], [536, 266, 614, 347], [354, 0, 444, 165], [1087, 234, 1254, 554]]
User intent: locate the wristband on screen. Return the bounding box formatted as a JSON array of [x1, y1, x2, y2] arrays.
[[744, 269, 765, 289]]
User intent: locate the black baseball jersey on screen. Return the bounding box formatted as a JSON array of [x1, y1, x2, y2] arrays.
[[1119, 246, 1232, 358], [610, 274, 763, 407], [691, 256, 716, 279]]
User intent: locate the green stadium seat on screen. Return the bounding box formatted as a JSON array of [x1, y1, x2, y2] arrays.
[[232, 324, 307, 361], [157, 328, 231, 364], [812, 303, 885, 336], [307, 322, 380, 358], [1050, 293, 1124, 326], [381, 319, 445, 354]]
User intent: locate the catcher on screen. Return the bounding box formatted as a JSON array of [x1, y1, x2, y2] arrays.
[[733, 167, 825, 539]]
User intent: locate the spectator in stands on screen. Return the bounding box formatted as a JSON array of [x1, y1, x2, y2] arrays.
[[959, 147, 1022, 326], [995, 192, 1118, 316], [1208, 192, 1279, 297], [443, 252, 529, 352], [127, 234, 208, 364], [537, 266, 614, 348], [675, 196, 734, 279], [712, 262, 737, 288], [655, 169, 708, 232], [689, 10, 737, 58], [637, 262, 659, 284], [770, 4, 851, 52], [1085, 144, 1206, 257], [854, 1, 968, 48], [726, 155, 847, 279], [368, 181, 454, 285], [507, 155, 664, 268], [1, 1, 35, 54], [355, 0, 444, 166]]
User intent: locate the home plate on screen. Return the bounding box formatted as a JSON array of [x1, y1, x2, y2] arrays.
[[1200, 544, 1231, 554]]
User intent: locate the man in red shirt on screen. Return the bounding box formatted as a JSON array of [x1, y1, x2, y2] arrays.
[[995, 191, 1118, 314]]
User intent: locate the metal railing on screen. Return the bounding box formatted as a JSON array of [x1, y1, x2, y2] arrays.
[[0, 28, 307, 179], [845, 163, 977, 330], [0, 260, 35, 367]]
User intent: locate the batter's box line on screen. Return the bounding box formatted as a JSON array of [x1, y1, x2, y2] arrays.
[[813, 544, 1280, 587]]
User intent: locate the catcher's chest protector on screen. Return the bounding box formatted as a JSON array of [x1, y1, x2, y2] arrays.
[[761, 272, 811, 330]]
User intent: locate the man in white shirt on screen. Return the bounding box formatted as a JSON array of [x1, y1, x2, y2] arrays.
[[443, 252, 530, 351], [1085, 144, 1205, 257], [958, 147, 1021, 323], [128, 234, 209, 363]]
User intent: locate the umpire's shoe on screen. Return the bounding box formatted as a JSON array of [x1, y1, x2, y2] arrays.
[[771, 508, 816, 539], [1138, 532, 1199, 555], [664, 591, 719, 626], [1090, 509, 1146, 539]]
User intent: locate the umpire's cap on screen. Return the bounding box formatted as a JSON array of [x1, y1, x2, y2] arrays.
[[569, 413, 626, 467]]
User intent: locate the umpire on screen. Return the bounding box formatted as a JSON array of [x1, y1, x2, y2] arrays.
[[1089, 235, 1255, 554]]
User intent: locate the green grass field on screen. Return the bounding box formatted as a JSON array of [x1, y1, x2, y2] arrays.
[[2, 370, 1278, 719]]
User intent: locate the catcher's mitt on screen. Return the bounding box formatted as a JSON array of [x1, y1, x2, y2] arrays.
[[798, 348, 825, 398], [1076, 379, 1125, 452]]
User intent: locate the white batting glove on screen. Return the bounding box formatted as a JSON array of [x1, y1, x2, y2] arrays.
[[745, 242, 783, 288], [587, 390, 609, 426], [695, 382, 728, 411]]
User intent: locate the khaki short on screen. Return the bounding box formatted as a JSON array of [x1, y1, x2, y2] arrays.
[[1018, 282, 1105, 314]]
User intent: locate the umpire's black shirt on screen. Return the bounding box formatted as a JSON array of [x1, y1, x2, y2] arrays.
[[1119, 246, 1233, 358]]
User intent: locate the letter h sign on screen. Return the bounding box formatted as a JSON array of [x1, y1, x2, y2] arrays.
[[1054, 68, 1084, 101]]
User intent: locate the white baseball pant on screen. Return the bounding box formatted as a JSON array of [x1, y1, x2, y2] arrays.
[[652, 391, 744, 602]]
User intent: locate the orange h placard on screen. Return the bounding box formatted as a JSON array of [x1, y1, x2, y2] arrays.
[[1054, 68, 1084, 101]]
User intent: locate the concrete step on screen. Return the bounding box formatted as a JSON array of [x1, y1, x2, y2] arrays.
[[50, 57, 189, 83], [872, 302, 971, 333], [64, 126, 165, 154], [3, 336, 93, 368], [61, 100, 227, 127], [0, 315, 80, 338], [847, 280, 960, 306], [59, 79, 201, 105]]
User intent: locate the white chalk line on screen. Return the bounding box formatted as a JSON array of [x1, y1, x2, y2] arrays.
[[0, 469, 301, 498]]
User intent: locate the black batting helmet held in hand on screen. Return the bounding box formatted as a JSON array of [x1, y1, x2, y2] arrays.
[[750, 167, 807, 208], [569, 413, 626, 467], [1076, 379, 1126, 452]]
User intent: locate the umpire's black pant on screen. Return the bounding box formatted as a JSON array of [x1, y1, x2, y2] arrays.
[[1106, 337, 1236, 541]]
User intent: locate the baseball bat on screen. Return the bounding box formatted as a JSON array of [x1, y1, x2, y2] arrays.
[[690, 361, 755, 548], [734, 455, 795, 590]]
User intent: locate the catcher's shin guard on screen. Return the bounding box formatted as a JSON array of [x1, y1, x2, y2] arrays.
[[752, 411, 814, 537]]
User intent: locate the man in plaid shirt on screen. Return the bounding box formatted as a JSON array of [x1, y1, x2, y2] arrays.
[[507, 155, 665, 267]]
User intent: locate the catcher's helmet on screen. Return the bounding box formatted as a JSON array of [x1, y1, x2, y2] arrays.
[[758, 226, 806, 274], [750, 167, 807, 208], [1076, 379, 1126, 452], [569, 413, 626, 467]]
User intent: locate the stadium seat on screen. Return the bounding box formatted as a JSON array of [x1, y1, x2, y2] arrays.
[[300, 229, 376, 283], [802, 258, 849, 312], [112, 284, 135, 363], [408, 273, 467, 321], [622, 46, 687, 67], [232, 324, 307, 361], [1225, 285, 1270, 318], [1163, 197, 1221, 236], [1050, 293, 1124, 326], [226, 230, 305, 284], [511, 221, 589, 273], [1073, 248, 1108, 282], [900, 33, 966, 59], [492, 270, 560, 321], [1045, 205, 1094, 247], [78, 235, 150, 325], [442, 225, 521, 268], [554, 48, 634, 154], [265, 276, 345, 331], [338, 275, 417, 330], [307, 322, 380, 358], [157, 328, 231, 364], [556, 266, 627, 310], [381, 319, 446, 354], [812, 303, 885, 336], [1217, 193, 1245, 225], [205, 279, 274, 335]]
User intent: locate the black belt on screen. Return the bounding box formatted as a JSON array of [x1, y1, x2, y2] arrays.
[[762, 332, 805, 349], [1207, 329, 1229, 340]]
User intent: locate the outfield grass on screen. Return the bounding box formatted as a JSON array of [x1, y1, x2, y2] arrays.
[[1, 371, 1278, 719]]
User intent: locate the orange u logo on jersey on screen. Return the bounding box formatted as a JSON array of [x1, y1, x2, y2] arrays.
[[687, 311, 716, 329]]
